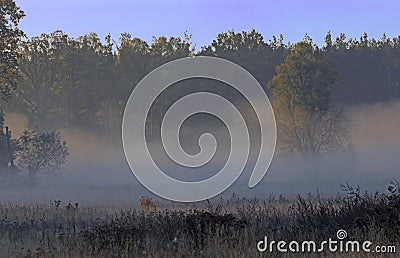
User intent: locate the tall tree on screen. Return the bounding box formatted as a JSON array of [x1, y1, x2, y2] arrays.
[[16, 32, 69, 129], [116, 33, 151, 97], [268, 41, 351, 158], [149, 32, 195, 67], [323, 31, 333, 51], [0, 0, 25, 101], [0, 0, 24, 177]]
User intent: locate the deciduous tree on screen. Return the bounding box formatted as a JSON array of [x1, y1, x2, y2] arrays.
[[268, 41, 351, 158], [16, 130, 69, 183], [0, 0, 25, 100]]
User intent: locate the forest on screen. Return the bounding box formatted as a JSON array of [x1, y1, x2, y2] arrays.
[[4, 30, 400, 139]]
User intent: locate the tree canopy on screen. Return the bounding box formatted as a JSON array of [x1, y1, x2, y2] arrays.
[[269, 41, 340, 113], [0, 0, 25, 101], [16, 129, 69, 181]]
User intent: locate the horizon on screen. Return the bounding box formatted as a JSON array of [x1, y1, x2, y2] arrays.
[[16, 0, 400, 48]]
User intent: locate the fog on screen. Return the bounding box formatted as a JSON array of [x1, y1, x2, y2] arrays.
[[262, 100, 400, 195], [1, 100, 399, 205]]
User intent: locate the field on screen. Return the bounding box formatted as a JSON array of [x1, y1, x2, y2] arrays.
[[0, 182, 399, 257]]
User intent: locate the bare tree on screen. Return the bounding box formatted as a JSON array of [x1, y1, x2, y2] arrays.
[[273, 103, 352, 158]]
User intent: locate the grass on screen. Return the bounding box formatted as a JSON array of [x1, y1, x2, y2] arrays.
[[0, 181, 399, 257]]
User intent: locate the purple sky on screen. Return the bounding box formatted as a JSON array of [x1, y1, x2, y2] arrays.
[[16, 0, 400, 49]]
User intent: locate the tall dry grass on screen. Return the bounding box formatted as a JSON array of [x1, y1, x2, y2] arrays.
[[0, 181, 399, 257]]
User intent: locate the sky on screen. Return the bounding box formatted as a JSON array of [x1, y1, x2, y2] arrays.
[[15, 0, 400, 49]]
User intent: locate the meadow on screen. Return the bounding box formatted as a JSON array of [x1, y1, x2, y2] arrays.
[[0, 181, 399, 257]]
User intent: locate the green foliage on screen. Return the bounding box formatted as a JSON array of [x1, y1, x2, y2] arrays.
[[268, 41, 351, 158], [0, 0, 25, 101], [269, 41, 339, 112], [16, 129, 69, 178], [16, 31, 71, 129], [200, 29, 287, 87]]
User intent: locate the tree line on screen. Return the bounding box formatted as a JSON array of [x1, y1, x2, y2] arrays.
[[2, 30, 398, 140]]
